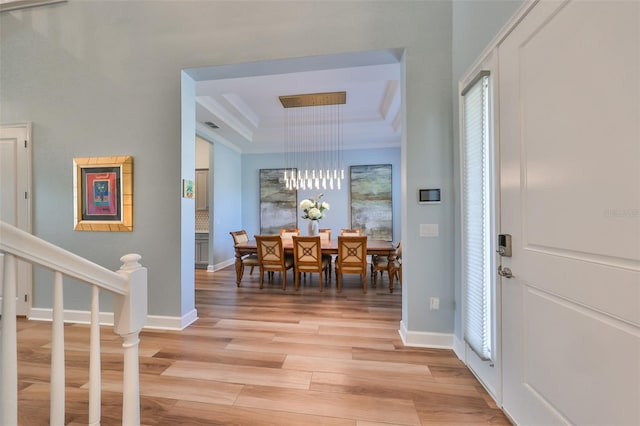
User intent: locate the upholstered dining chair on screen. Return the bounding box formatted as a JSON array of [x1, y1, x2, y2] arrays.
[[371, 241, 402, 290], [335, 229, 362, 277], [279, 228, 300, 240], [229, 230, 260, 286], [292, 236, 330, 291], [255, 235, 294, 290], [318, 228, 331, 241], [336, 235, 368, 293], [318, 228, 333, 279]]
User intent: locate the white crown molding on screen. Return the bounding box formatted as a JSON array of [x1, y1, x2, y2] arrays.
[[222, 93, 260, 128], [196, 123, 243, 153], [197, 96, 254, 142], [380, 80, 399, 120]]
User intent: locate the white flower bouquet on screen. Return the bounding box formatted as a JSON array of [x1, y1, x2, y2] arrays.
[[300, 193, 329, 221]]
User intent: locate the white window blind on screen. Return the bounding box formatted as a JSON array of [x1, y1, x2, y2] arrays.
[[462, 72, 492, 361]]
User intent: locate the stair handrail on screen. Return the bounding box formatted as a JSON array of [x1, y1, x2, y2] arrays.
[[0, 220, 147, 425], [0, 220, 128, 294]]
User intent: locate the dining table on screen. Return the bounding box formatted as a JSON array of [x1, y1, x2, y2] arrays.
[[233, 238, 399, 293]]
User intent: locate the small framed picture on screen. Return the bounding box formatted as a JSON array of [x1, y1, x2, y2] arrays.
[[73, 156, 133, 232], [183, 179, 195, 199]]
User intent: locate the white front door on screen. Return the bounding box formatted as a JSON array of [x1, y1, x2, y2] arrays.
[[0, 123, 32, 316], [499, 1, 639, 424]]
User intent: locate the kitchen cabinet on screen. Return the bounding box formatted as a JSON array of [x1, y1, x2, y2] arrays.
[[195, 233, 209, 268]]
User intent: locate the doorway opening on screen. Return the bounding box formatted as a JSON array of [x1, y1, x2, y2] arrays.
[[180, 49, 405, 321]]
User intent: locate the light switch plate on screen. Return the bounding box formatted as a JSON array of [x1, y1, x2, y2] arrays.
[[420, 224, 439, 237]]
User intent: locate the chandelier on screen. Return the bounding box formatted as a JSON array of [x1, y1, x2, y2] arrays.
[[279, 91, 345, 190]]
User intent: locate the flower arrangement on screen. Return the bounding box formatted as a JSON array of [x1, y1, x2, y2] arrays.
[[300, 193, 330, 221]]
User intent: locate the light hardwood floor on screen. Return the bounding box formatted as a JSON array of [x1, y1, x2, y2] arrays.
[[15, 266, 510, 425]]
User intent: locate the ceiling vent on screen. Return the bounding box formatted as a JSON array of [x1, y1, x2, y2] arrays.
[[204, 121, 219, 129]]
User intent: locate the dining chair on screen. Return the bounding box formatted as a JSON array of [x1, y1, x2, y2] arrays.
[[255, 235, 294, 290], [336, 235, 368, 293], [292, 236, 330, 291], [340, 228, 362, 236], [229, 230, 260, 286], [318, 228, 333, 280], [371, 241, 402, 290], [279, 228, 300, 240], [319, 228, 331, 241], [335, 229, 361, 277]]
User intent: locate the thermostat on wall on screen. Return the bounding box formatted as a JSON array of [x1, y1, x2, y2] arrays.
[[418, 188, 441, 204]]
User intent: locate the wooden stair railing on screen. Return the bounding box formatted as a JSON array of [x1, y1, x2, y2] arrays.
[[0, 221, 147, 425]]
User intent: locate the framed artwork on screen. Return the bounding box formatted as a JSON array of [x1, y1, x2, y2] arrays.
[[73, 156, 133, 232], [350, 164, 392, 241], [260, 168, 297, 235], [182, 179, 194, 199]]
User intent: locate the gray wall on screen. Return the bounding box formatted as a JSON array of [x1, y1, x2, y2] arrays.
[[211, 141, 243, 268], [1, 0, 520, 336]]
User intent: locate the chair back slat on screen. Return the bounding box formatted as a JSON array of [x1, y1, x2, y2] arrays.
[[257, 236, 284, 265], [293, 236, 322, 268]]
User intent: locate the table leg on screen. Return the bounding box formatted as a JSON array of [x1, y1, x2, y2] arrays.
[[387, 252, 396, 293], [234, 251, 244, 287]]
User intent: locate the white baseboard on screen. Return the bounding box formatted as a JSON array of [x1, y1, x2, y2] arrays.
[[399, 320, 454, 349], [208, 258, 235, 272], [29, 307, 199, 331], [453, 334, 465, 361]]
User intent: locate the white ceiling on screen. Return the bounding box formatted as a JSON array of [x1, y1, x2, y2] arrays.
[[192, 51, 402, 154]]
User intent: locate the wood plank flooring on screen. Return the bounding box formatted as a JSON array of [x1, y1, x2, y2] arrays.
[[14, 266, 511, 425]]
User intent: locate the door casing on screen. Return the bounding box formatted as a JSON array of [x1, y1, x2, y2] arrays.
[[0, 122, 33, 316]]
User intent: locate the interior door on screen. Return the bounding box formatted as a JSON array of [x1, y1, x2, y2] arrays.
[[499, 1, 640, 424], [0, 123, 32, 316]]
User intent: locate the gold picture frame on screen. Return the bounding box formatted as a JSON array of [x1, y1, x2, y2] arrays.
[[73, 156, 133, 232]]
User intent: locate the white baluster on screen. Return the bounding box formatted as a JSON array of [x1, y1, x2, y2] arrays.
[[88, 285, 101, 426], [50, 271, 65, 426], [0, 253, 18, 426], [121, 332, 141, 425]]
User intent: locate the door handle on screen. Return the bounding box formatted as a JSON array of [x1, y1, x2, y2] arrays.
[[498, 265, 514, 279]]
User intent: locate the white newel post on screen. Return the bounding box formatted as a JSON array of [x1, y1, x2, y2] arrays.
[[114, 254, 147, 426]]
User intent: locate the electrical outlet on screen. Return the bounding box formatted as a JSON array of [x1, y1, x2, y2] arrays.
[[429, 297, 440, 310]]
